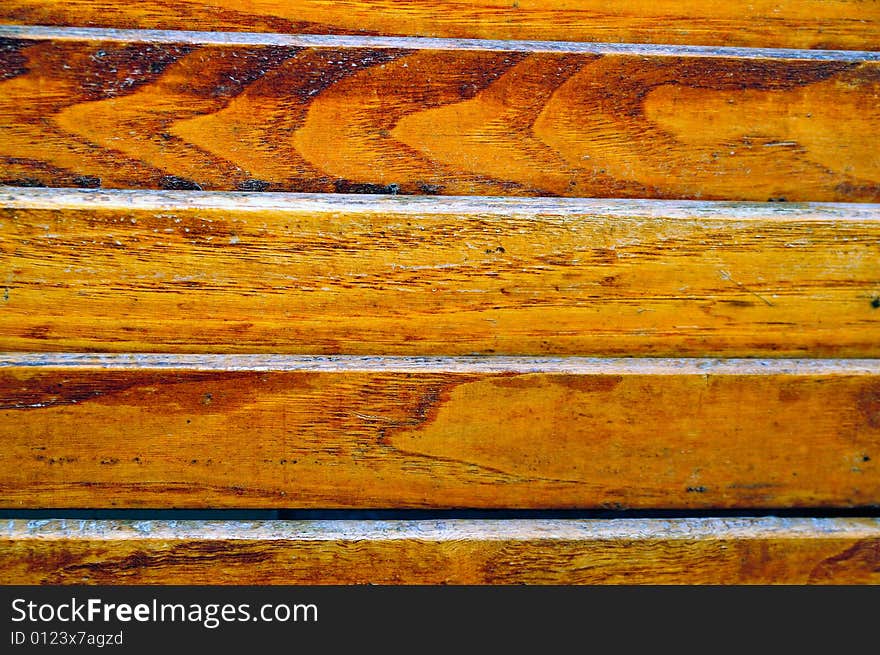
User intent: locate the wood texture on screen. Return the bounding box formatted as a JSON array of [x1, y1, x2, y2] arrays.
[[1, 31, 879, 201], [3, 189, 880, 356], [5, 5, 880, 591], [1, 356, 879, 509], [1, 1, 878, 50], [3, 518, 880, 584]]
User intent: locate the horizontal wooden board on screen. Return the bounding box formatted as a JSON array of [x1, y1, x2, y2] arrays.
[[1, 30, 879, 201], [1, 1, 878, 50], [1, 355, 879, 509], [3, 518, 880, 584], [3, 188, 880, 356]]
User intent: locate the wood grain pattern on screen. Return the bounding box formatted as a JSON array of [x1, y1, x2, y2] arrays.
[[1, 356, 879, 509], [1, 31, 879, 201], [3, 189, 880, 356], [4, 518, 880, 584], [1, 1, 878, 50]]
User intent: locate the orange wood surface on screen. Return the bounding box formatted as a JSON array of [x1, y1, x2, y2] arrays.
[[3, 189, 880, 356], [1, 1, 878, 50], [3, 518, 880, 584], [4, 5, 880, 587], [1, 32, 879, 201], [1, 356, 878, 509]]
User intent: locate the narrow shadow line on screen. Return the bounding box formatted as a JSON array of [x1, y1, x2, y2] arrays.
[[0, 508, 878, 520]]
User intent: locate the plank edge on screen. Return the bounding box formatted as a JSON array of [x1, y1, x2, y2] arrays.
[[1, 25, 878, 61]]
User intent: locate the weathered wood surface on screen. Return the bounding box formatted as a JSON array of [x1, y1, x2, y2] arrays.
[[3, 189, 880, 356], [1, 355, 879, 509], [1, 1, 878, 50], [1, 30, 879, 201], [3, 518, 880, 584]]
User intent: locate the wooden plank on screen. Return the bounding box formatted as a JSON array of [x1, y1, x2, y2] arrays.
[[1, 29, 879, 201], [3, 518, 879, 584], [1, 355, 879, 509], [3, 188, 880, 356], [1, 1, 877, 50]]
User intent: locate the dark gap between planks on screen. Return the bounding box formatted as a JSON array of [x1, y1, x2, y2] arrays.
[[1, 508, 879, 520]]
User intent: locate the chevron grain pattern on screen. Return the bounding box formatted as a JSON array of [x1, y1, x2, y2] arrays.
[[1, 1, 878, 50], [3, 188, 880, 356], [1, 32, 879, 201], [4, 3, 880, 588], [1, 355, 879, 509], [4, 518, 880, 584]]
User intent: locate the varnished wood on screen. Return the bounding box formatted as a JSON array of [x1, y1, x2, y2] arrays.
[[1, 355, 879, 509], [1, 30, 879, 201], [3, 518, 879, 584], [1, 1, 877, 50], [3, 188, 880, 356], [5, 5, 879, 590]]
